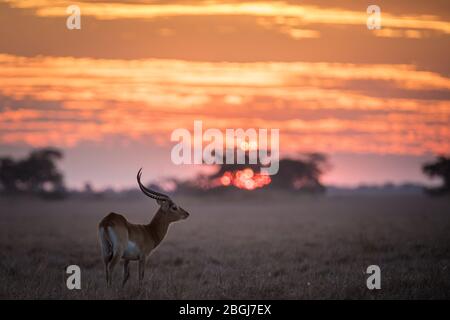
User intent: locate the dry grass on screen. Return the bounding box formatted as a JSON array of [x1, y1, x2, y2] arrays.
[[1, 193, 449, 299]]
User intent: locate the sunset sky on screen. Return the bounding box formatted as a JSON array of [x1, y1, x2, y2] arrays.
[[0, 0, 449, 189]]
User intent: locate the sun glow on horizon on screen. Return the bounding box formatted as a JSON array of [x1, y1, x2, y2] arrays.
[[219, 169, 271, 190]]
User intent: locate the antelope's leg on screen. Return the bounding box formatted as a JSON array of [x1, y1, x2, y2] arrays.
[[104, 263, 110, 286], [138, 256, 146, 285], [107, 247, 123, 286], [122, 260, 130, 288], [99, 227, 113, 286]]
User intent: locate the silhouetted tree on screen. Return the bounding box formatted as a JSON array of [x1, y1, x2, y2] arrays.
[[0, 157, 18, 192], [423, 156, 450, 195], [270, 155, 328, 192], [83, 182, 93, 194], [0, 148, 65, 196]]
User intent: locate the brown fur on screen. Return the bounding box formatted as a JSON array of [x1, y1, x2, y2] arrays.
[[98, 200, 189, 287]]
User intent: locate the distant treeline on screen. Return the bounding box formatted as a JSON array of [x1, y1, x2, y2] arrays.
[[1, 148, 449, 199]]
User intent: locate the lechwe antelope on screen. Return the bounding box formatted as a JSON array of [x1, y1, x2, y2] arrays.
[[98, 168, 189, 287]]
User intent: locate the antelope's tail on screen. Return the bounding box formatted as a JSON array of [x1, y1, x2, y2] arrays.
[[98, 225, 113, 263]]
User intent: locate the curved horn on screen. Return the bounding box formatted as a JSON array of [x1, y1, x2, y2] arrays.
[[137, 168, 170, 201]]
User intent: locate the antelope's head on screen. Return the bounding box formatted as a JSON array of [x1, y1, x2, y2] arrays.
[[137, 168, 190, 222]]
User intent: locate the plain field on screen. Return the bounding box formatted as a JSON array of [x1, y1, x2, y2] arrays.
[[0, 193, 449, 299]]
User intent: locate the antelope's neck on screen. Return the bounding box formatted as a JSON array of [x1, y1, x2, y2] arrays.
[[146, 209, 170, 248]]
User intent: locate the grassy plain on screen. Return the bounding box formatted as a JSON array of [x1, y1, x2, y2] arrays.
[[1, 193, 449, 299]]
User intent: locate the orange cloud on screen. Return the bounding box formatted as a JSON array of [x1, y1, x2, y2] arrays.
[[3, 0, 450, 40], [0, 54, 448, 156]]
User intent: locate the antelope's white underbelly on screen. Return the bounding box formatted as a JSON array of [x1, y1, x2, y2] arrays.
[[123, 240, 141, 260]]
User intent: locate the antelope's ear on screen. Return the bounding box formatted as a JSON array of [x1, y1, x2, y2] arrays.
[[157, 199, 170, 209]]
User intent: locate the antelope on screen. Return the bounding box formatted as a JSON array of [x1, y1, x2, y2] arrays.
[[98, 168, 189, 287]]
